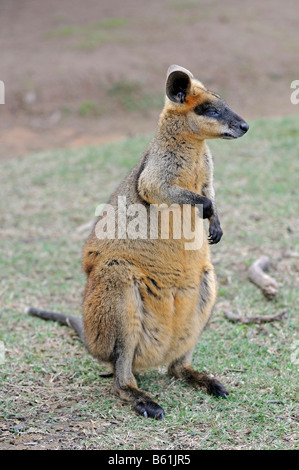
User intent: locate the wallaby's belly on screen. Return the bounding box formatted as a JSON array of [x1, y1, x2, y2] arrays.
[[132, 282, 203, 370], [133, 243, 214, 369]]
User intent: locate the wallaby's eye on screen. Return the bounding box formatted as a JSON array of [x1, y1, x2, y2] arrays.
[[205, 107, 220, 118], [194, 103, 220, 118]]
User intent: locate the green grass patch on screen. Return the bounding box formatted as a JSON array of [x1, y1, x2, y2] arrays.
[[0, 116, 298, 449], [78, 101, 104, 117]]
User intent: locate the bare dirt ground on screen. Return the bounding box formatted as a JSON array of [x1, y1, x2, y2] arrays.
[[0, 0, 298, 159]]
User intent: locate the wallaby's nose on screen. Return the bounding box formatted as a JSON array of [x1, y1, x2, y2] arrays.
[[240, 122, 249, 133]]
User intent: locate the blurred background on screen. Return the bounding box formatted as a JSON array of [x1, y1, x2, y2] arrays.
[[0, 0, 298, 159]]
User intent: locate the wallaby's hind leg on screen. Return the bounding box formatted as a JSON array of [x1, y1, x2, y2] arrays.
[[112, 279, 165, 419], [168, 352, 228, 398], [84, 268, 165, 419], [168, 268, 228, 398], [112, 342, 165, 419]]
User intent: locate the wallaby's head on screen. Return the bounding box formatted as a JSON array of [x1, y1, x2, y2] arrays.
[[163, 64, 249, 140]]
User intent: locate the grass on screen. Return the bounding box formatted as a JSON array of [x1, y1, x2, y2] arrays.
[[0, 116, 298, 449], [78, 101, 104, 117]]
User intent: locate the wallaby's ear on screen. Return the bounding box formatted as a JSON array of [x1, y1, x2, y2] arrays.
[[166, 65, 193, 104]]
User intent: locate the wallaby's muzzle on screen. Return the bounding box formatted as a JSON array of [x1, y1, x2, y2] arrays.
[[221, 108, 249, 139]]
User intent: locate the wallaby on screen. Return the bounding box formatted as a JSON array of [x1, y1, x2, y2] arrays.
[[27, 65, 249, 419]]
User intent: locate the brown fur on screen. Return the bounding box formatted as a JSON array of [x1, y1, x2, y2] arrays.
[[28, 65, 249, 419]]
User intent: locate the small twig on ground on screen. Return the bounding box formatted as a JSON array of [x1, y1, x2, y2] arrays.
[[224, 308, 287, 324], [248, 256, 279, 299], [283, 250, 299, 259], [76, 220, 94, 233]]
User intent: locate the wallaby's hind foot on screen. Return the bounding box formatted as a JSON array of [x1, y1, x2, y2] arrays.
[[168, 360, 228, 399], [114, 382, 165, 419], [134, 396, 165, 420]]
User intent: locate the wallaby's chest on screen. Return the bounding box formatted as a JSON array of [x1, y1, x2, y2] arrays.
[[173, 151, 206, 194]]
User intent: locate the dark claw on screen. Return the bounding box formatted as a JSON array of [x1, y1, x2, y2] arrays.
[[98, 372, 114, 378], [134, 400, 165, 419], [208, 222, 223, 245]]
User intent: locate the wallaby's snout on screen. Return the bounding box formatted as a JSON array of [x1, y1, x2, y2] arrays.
[[221, 106, 249, 140], [240, 121, 249, 133]]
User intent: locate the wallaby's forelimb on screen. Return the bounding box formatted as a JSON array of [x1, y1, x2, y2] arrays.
[[26, 307, 86, 344]]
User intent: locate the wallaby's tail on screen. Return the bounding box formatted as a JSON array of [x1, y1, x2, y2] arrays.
[[26, 307, 86, 344]]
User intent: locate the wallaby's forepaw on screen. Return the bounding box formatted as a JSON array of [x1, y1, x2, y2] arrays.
[[202, 197, 214, 219], [134, 399, 165, 420], [208, 217, 223, 244]]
